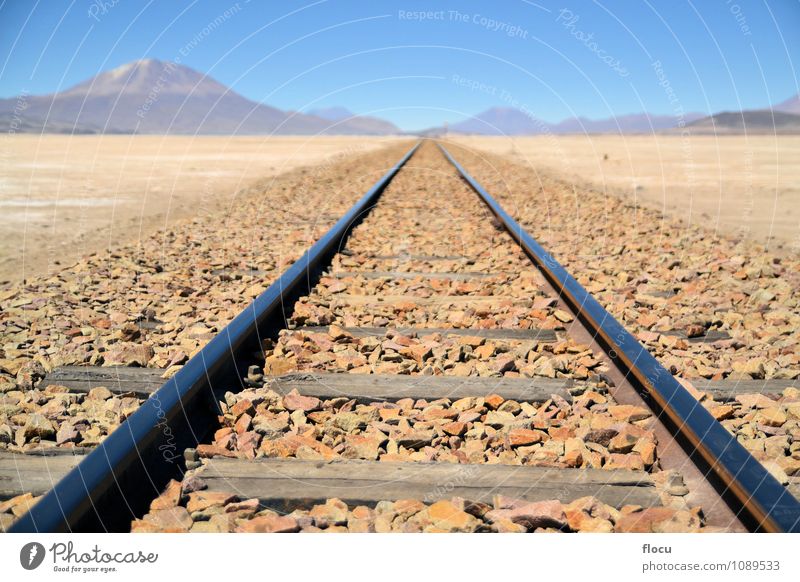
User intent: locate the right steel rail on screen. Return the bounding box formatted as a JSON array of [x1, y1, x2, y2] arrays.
[[437, 142, 800, 533]]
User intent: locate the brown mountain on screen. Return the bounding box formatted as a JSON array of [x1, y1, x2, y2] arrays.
[[307, 106, 398, 134], [680, 92, 800, 134], [686, 110, 800, 134], [0, 59, 400, 135], [773, 92, 800, 115]]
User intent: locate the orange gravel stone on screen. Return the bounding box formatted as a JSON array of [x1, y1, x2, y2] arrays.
[[235, 514, 300, 533], [186, 491, 237, 514], [615, 507, 683, 533], [282, 389, 321, 412], [150, 480, 182, 511], [484, 394, 505, 410], [230, 399, 255, 418], [608, 404, 651, 423], [442, 421, 467, 436], [507, 428, 543, 447], [196, 443, 237, 458], [425, 500, 481, 532]]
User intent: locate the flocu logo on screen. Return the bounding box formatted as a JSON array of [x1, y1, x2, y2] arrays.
[[20, 542, 46, 570]]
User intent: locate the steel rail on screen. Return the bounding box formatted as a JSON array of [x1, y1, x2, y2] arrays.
[[437, 142, 800, 533], [11, 141, 421, 533]]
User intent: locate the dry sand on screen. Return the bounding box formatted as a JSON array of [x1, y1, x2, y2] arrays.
[[0, 135, 399, 283], [450, 135, 800, 250], [3, 134, 797, 285]]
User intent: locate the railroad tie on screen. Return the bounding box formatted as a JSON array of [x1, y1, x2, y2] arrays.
[[197, 458, 660, 511]]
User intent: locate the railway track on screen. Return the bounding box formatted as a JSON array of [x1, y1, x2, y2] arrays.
[[6, 140, 800, 533]]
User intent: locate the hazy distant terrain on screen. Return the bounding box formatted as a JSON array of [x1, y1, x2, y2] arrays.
[[0, 59, 400, 135], [307, 106, 399, 135], [3, 58, 798, 137], [434, 107, 704, 135], [773, 93, 800, 115], [429, 93, 800, 136], [686, 110, 800, 134]]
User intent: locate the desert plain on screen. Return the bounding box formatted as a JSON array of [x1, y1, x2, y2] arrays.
[[1, 133, 799, 284], [0, 135, 400, 283], [452, 134, 800, 250]]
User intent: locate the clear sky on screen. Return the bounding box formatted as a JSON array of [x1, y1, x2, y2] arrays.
[[1, 0, 798, 131]]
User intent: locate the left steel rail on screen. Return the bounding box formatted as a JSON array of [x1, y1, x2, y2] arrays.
[[10, 141, 421, 533]]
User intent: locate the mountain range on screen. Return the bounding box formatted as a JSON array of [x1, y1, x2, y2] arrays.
[[685, 110, 800, 134], [438, 94, 800, 135], [427, 95, 800, 135], [0, 59, 400, 135], [433, 107, 706, 135], [2, 58, 798, 135]]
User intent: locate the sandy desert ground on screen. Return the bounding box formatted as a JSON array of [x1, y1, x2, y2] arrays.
[[450, 135, 800, 250], [3, 134, 798, 285], [0, 135, 399, 283]]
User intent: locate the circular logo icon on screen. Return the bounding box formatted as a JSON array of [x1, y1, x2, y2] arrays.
[[20, 542, 46, 570]]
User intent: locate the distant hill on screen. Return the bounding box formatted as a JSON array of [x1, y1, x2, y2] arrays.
[[773, 93, 800, 115], [0, 59, 400, 135], [551, 112, 705, 133], [430, 92, 800, 136], [308, 107, 355, 121], [686, 110, 800, 134], [445, 107, 546, 135], [428, 107, 704, 136], [307, 106, 399, 134], [682, 91, 800, 133]]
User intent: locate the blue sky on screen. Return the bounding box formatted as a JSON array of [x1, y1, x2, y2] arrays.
[[1, 0, 798, 130]]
